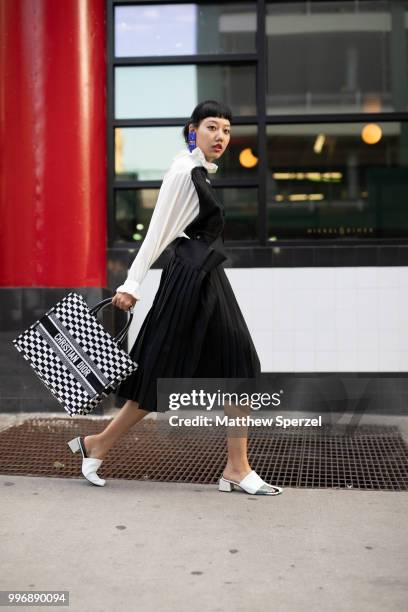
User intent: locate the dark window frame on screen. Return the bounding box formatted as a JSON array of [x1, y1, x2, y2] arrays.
[[107, 0, 408, 267]]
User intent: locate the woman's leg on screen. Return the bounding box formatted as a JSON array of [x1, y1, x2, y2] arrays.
[[84, 400, 150, 460], [223, 435, 252, 482], [222, 402, 252, 482]]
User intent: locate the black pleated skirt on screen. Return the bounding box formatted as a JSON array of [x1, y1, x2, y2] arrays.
[[116, 248, 261, 412]]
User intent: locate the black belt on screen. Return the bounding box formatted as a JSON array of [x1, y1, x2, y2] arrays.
[[174, 234, 228, 270]]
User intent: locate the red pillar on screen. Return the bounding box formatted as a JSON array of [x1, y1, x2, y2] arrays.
[[0, 0, 106, 287]]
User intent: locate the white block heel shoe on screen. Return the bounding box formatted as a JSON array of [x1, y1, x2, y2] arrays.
[[67, 436, 106, 487], [218, 470, 283, 496]]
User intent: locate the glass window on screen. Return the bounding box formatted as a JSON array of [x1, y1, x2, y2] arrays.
[[115, 187, 258, 243], [115, 127, 184, 181], [115, 189, 159, 243], [266, 122, 408, 239], [115, 64, 257, 119], [218, 187, 259, 241], [266, 1, 408, 115], [115, 3, 256, 57], [115, 125, 259, 181]]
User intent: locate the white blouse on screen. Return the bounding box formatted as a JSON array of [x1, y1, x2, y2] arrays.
[[115, 146, 218, 300]]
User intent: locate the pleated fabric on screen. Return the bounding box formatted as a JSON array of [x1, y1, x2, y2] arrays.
[[192, 264, 261, 379], [116, 249, 261, 412]]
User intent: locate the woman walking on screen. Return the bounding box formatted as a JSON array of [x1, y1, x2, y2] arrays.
[[68, 100, 283, 496]]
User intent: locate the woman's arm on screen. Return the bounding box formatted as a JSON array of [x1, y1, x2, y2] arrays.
[[115, 169, 199, 300]]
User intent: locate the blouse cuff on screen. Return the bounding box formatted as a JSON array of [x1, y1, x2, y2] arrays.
[[115, 279, 141, 301]]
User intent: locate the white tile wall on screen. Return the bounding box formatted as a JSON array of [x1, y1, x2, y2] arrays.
[[127, 266, 408, 373]]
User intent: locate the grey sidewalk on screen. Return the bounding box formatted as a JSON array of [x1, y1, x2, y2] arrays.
[[1, 414, 407, 612]]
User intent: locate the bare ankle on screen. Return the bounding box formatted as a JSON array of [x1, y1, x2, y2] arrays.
[[84, 434, 109, 460], [223, 464, 252, 481]]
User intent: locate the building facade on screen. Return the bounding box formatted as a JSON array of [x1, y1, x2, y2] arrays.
[[1, 0, 408, 412]]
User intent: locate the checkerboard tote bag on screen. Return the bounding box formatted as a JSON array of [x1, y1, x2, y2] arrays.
[[12, 292, 138, 417]]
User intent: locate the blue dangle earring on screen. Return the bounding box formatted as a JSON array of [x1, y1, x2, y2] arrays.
[[188, 130, 197, 152]]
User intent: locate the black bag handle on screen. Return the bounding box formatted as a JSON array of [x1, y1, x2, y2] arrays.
[[90, 297, 134, 344]]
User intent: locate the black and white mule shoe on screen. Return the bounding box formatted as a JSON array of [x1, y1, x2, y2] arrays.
[[219, 470, 283, 495], [67, 436, 106, 487]]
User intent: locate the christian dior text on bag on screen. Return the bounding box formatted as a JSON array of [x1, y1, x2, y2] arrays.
[[12, 292, 138, 417]]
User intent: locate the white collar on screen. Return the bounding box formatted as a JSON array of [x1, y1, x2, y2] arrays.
[[191, 146, 218, 174], [174, 146, 218, 174]]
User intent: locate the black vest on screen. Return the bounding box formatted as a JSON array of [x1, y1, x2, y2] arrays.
[[172, 166, 228, 272], [184, 166, 225, 243]]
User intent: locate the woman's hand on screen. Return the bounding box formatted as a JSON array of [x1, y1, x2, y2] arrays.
[[112, 292, 137, 311]]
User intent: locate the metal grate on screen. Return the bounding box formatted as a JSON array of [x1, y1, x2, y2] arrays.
[[0, 418, 407, 491]]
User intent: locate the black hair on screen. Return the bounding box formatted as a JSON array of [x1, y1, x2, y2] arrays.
[[182, 100, 232, 145]]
